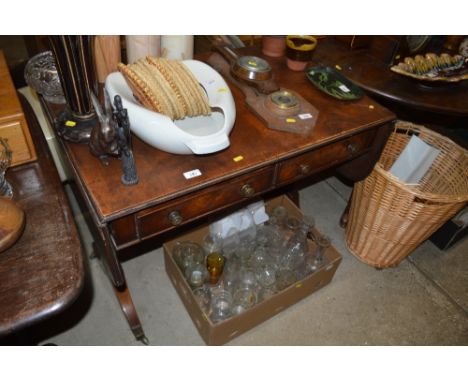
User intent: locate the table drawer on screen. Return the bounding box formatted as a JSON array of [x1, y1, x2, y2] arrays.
[[277, 129, 375, 185], [136, 166, 275, 240]]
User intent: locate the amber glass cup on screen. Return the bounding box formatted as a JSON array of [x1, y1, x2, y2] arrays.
[[206, 252, 225, 284]]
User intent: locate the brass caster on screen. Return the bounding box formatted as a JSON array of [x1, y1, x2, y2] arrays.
[[139, 335, 150, 345]]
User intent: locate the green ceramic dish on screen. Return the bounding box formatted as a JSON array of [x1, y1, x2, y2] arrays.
[[306, 66, 364, 100]]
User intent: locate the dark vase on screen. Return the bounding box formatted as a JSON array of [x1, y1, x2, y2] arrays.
[[48, 35, 97, 143]]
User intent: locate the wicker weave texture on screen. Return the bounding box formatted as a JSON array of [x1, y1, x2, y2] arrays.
[[346, 121, 468, 268]]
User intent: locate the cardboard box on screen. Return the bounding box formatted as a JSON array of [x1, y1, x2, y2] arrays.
[[163, 195, 342, 345]]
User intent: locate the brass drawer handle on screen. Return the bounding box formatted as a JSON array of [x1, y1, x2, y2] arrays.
[[168, 210, 183, 226], [240, 183, 255, 197], [299, 164, 311, 175], [347, 142, 358, 154]]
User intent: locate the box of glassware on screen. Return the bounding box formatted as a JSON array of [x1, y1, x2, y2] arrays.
[[163, 195, 342, 345]]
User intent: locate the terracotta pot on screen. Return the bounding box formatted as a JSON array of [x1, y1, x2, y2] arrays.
[[262, 36, 286, 57]]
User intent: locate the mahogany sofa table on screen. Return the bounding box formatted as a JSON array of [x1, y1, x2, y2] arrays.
[[40, 45, 395, 344], [0, 94, 85, 338]]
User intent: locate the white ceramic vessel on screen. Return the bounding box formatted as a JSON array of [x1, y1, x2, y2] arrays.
[[105, 60, 236, 155]]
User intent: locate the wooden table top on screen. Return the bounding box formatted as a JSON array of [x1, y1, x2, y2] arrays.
[[0, 94, 84, 337], [42, 44, 395, 223], [0, 51, 23, 123], [312, 38, 468, 117]]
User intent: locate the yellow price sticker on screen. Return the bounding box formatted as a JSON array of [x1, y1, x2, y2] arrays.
[[286, 118, 296, 123], [233, 155, 244, 162], [65, 120, 76, 127], [247, 60, 257, 67], [218, 87, 228, 93]]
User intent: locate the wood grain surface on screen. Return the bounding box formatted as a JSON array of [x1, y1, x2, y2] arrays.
[[42, 42, 395, 223], [0, 198, 25, 252], [0, 94, 84, 337], [313, 38, 468, 117]]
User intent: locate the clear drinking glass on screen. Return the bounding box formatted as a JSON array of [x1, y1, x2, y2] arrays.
[[0, 138, 13, 198], [238, 267, 258, 290], [248, 246, 269, 268], [258, 285, 277, 302], [185, 263, 209, 288], [314, 234, 331, 266], [255, 259, 278, 288], [235, 240, 255, 265], [203, 233, 223, 255], [192, 285, 211, 313], [281, 224, 308, 272], [304, 234, 331, 276], [232, 284, 258, 313], [302, 214, 316, 241], [275, 268, 297, 291], [220, 257, 241, 293], [270, 205, 288, 228], [172, 241, 205, 272], [222, 228, 240, 258], [286, 216, 302, 232], [210, 289, 233, 323]]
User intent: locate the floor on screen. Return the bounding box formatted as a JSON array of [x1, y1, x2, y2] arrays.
[[8, 156, 467, 346], [1, 38, 467, 346]]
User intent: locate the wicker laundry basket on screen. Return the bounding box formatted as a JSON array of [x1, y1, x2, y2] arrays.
[[345, 121, 468, 268]]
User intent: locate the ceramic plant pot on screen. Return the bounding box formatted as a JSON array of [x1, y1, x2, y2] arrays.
[[262, 35, 286, 58]]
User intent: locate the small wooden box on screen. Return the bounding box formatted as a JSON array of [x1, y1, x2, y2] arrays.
[[0, 50, 37, 166]]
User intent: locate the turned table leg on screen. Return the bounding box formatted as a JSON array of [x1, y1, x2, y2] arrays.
[[114, 284, 149, 345], [339, 189, 352, 229], [287, 189, 300, 207], [97, 228, 149, 344]]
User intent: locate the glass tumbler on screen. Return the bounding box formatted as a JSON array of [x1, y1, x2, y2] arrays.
[[172, 241, 205, 272], [275, 269, 297, 291], [232, 284, 258, 314], [203, 233, 223, 255], [235, 240, 255, 265], [192, 285, 211, 313], [255, 260, 277, 288], [220, 257, 241, 293], [270, 205, 288, 227], [185, 263, 209, 288], [206, 251, 226, 285], [314, 234, 331, 267], [210, 289, 233, 323], [0, 138, 13, 198]]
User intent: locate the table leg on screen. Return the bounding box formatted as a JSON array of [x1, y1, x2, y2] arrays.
[[339, 189, 352, 229], [114, 284, 149, 345], [97, 228, 148, 344], [287, 190, 300, 207]]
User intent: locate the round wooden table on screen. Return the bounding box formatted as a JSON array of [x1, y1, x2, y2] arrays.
[[314, 38, 468, 148], [315, 38, 468, 117]]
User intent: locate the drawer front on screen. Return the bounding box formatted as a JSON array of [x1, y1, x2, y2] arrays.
[[277, 130, 375, 185], [0, 119, 37, 166], [137, 166, 275, 240], [110, 215, 138, 247]]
